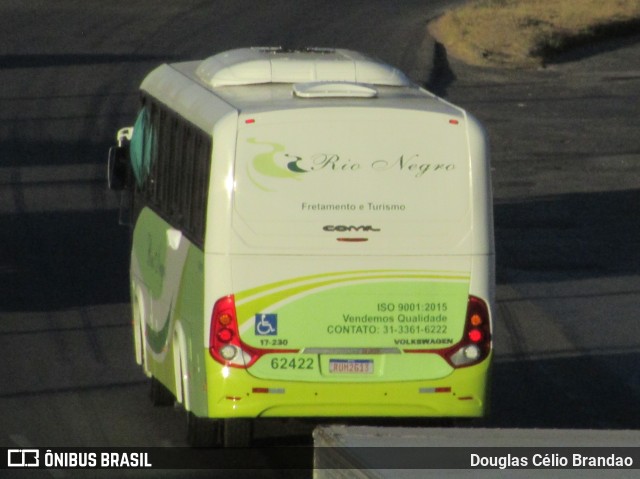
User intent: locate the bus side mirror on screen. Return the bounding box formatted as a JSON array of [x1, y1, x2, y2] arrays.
[[108, 145, 129, 191]]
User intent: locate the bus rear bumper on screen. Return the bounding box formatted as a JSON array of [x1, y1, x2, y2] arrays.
[[205, 356, 491, 419]]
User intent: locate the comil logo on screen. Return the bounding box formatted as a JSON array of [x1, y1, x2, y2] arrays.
[[8, 449, 39, 467], [323, 225, 381, 232]]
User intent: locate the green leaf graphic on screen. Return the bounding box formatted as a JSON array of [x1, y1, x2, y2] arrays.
[[247, 138, 301, 191]]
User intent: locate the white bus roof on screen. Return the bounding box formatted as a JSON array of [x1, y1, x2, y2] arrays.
[[194, 47, 413, 87], [140, 47, 466, 133]]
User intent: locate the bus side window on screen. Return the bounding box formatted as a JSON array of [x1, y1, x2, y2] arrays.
[[129, 97, 211, 248], [192, 134, 211, 244], [179, 126, 195, 233]]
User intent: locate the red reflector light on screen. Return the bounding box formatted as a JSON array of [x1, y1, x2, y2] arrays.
[[252, 387, 285, 394], [245, 119, 255, 124], [449, 119, 459, 125], [468, 329, 483, 343], [217, 328, 233, 343]]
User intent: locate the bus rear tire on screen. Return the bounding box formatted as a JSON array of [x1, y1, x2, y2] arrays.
[[149, 377, 174, 406], [223, 419, 252, 447], [187, 412, 221, 447]]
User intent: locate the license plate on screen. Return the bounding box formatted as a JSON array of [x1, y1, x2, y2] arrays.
[[328, 359, 374, 374]]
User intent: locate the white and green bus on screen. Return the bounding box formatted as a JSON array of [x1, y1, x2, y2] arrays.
[[108, 47, 495, 447]]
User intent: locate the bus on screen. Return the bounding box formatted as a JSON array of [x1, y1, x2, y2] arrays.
[[108, 47, 495, 447]]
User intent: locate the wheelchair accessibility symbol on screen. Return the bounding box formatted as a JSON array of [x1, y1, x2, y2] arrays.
[[255, 314, 278, 336]]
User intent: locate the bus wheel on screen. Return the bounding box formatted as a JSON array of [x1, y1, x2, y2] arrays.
[[149, 377, 174, 406], [187, 412, 220, 447], [223, 419, 252, 447]]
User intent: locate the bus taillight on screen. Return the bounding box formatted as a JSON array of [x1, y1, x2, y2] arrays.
[[209, 295, 298, 368], [210, 295, 256, 368], [403, 295, 491, 368], [444, 296, 491, 368]]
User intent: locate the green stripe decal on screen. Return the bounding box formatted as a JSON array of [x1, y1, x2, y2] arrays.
[[235, 270, 470, 351], [236, 270, 468, 320], [146, 302, 172, 354], [236, 270, 467, 302]]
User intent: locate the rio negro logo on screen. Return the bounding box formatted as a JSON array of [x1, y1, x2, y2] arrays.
[[246, 138, 456, 191], [286, 153, 454, 178], [286, 153, 360, 173], [246, 138, 300, 191]]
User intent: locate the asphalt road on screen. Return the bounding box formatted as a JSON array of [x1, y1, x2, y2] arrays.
[[1, 0, 639, 477]]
